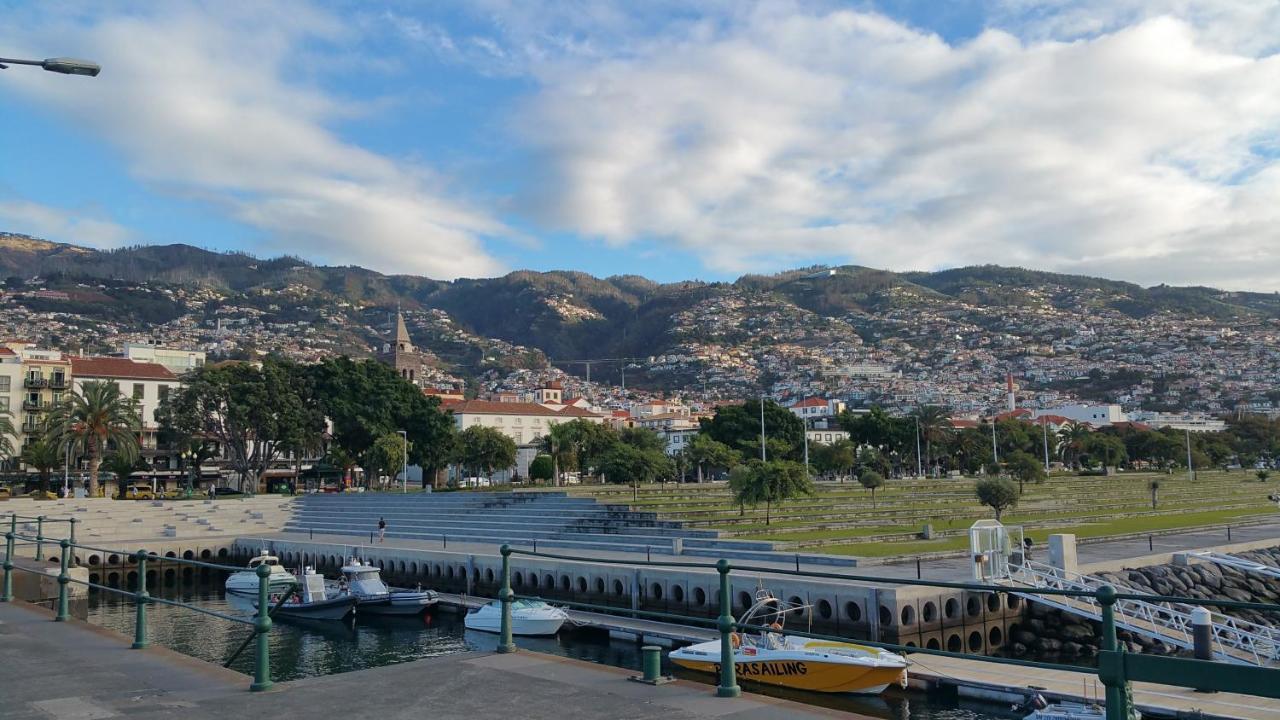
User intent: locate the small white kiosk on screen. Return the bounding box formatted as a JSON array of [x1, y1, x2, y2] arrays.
[[969, 519, 1024, 581]]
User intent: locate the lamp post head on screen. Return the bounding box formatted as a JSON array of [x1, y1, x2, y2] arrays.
[[41, 58, 100, 76]]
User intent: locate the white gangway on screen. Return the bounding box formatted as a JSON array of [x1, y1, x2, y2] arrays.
[[971, 521, 1280, 666]]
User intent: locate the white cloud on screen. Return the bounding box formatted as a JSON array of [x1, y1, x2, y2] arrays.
[[0, 199, 131, 249], [0, 1, 505, 280], [513, 2, 1280, 289]]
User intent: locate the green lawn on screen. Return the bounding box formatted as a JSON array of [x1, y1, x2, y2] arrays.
[[566, 470, 1279, 559]]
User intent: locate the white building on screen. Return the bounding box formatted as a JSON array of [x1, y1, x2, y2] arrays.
[[442, 398, 608, 480], [71, 356, 178, 460], [1032, 404, 1127, 427], [788, 397, 845, 420], [123, 342, 206, 376], [1129, 411, 1228, 433]]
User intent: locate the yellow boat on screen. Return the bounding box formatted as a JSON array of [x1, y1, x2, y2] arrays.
[[669, 590, 908, 694]]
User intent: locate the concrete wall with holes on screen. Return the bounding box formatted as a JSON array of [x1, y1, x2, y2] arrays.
[[238, 537, 1023, 651]]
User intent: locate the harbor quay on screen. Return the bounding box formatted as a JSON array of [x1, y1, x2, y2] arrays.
[[0, 600, 851, 720]]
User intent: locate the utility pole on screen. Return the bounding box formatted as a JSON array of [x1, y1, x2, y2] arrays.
[[1185, 428, 1194, 483], [914, 415, 923, 478], [991, 417, 999, 466], [1042, 417, 1050, 473], [760, 397, 767, 463], [803, 417, 809, 477]]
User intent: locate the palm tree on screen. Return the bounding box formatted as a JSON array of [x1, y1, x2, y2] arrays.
[[538, 422, 577, 487], [911, 405, 952, 476], [101, 452, 141, 500], [47, 381, 141, 498], [0, 409, 16, 461], [21, 437, 61, 497], [1057, 421, 1091, 470]]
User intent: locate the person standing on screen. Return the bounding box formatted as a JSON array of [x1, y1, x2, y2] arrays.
[[378, 517, 387, 543]]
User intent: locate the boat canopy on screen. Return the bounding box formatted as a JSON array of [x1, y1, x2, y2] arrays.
[[340, 561, 390, 598]]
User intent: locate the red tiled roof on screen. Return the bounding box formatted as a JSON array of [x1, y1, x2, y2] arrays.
[[790, 397, 828, 408], [950, 419, 979, 428], [71, 356, 176, 381]]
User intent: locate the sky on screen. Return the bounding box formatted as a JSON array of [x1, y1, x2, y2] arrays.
[[1, 1, 1278, 289]]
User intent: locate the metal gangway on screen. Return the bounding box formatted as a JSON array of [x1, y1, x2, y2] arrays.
[[1187, 551, 1280, 583], [968, 521, 1280, 666]]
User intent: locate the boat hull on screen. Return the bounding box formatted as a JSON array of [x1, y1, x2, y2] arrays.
[[262, 596, 356, 621], [464, 613, 565, 636], [358, 593, 438, 616], [669, 641, 907, 694], [226, 573, 296, 596]]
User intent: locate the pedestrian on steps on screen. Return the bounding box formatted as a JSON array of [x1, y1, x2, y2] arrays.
[[378, 517, 387, 543]]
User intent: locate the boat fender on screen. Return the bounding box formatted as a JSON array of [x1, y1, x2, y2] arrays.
[[730, 632, 742, 649]]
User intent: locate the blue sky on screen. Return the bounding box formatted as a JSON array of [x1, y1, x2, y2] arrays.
[[1, 1, 1278, 289]]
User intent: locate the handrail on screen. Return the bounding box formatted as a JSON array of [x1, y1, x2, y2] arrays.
[[1008, 560, 1280, 665], [495, 544, 1280, 719], [2, 527, 279, 692]]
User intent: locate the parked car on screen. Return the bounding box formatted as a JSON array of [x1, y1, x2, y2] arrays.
[[211, 487, 245, 497], [126, 484, 156, 500]]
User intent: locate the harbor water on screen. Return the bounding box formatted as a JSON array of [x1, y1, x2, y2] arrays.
[[82, 577, 1018, 720]]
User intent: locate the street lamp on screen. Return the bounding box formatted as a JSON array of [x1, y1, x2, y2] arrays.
[[397, 430, 408, 494], [0, 56, 100, 76], [181, 449, 194, 498], [62, 442, 71, 498]]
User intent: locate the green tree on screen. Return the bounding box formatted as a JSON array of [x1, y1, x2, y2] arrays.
[[101, 452, 144, 499], [309, 357, 456, 488], [529, 454, 555, 482], [812, 439, 857, 481], [1258, 469, 1271, 483], [1005, 450, 1046, 493], [686, 434, 741, 483], [600, 443, 674, 498], [48, 380, 140, 498], [457, 425, 517, 481], [539, 421, 577, 486], [1149, 478, 1161, 508], [910, 405, 952, 475], [857, 470, 885, 508], [367, 432, 408, 489], [20, 437, 61, 497], [0, 410, 17, 462], [727, 460, 814, 525], [975, 477, 1020, 521], [1057, 421, 1091, 469], [619, 427, 666, 453], [161, 361, 321, 492], [855, 446, 891, 478], [700, 399, 805, 462]]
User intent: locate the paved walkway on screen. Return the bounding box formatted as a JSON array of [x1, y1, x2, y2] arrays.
[[0, 601, 855, 719]]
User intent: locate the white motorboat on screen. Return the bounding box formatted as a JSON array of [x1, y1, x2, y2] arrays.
[[464, 599, 567, 636], [670, 590, 909, 694], [334, 559, 438, 616], [257, 566, 356, 622], [225, 549, 297, 596]]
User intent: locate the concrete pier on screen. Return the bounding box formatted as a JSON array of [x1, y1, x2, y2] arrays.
[[0, 600, 857, 719]]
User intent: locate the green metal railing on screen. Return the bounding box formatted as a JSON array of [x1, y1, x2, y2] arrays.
[[496, 545, 1280, 720], [1, 513, 279, 691]]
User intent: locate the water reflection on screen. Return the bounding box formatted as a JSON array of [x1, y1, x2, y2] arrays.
[[83, 579, 1013, 720]]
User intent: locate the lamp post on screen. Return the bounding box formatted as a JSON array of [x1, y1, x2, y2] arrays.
[[914, 415, 923, 478], [397, 430, 408, 494], [181, 449, 194, 498], [0, 57, 100, 76], [62, 442, 70, 498]]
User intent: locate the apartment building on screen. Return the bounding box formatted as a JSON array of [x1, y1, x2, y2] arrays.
[[71, 356, 178, 462]]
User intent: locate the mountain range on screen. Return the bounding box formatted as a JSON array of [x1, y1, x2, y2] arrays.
[[3, 231, 1278, 396]]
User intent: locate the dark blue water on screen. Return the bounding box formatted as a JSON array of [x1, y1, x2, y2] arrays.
[[83, 579, 1016, 720]]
